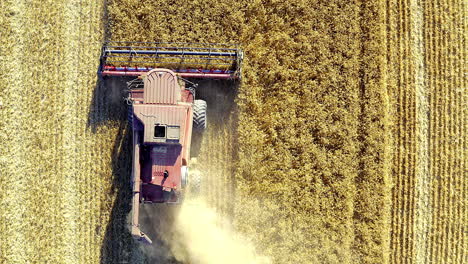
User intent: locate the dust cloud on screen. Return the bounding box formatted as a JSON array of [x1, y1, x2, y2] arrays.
[[171, 199, 271, 264], [138, 198, 271, 264]]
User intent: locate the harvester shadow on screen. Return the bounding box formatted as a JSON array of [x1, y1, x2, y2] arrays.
[[87, 76, 131, 132], [137, 204, 185, 264], [99, 120, 140, 263], [89, 76, 182, 264], [87, 76, 139, 263]]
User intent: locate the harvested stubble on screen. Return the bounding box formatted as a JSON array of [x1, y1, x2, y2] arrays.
[[0, 0, 135, 263], [387, 0, 467, 263]]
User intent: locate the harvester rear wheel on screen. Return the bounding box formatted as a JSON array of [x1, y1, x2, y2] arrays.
[[189, 169, 201, 196], [193, 100, 207, 130]]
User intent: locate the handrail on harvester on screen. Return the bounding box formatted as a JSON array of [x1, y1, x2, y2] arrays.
[[99, 41, 243, 79], [130, 133, 152, 244]]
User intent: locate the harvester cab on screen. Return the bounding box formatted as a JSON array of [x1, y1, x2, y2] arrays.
[[99, 41, 242, 244]]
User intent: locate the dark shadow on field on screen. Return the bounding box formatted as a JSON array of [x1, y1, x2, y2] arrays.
[[137, 204, 184, 264], [98, 120, 142, 264], [189, 79, 239, 159], [87, 76, 143, 263], [87, 76, 133, 132]]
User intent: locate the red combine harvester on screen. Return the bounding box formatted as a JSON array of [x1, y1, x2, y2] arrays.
[[99, 42, 242, 244]]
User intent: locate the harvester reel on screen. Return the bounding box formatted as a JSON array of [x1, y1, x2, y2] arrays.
[[99, 41, 243, 79]]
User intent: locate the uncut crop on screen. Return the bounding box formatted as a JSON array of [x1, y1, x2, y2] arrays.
[[109, 1, 392, 263], [109, 0, 466, 263]]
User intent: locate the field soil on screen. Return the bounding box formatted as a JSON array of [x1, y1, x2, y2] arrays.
[[0, 0, 466, 263]]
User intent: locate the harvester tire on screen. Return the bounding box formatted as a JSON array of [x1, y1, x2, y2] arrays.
[[193, 100, 207, 130], [181, 166, 188, 188]]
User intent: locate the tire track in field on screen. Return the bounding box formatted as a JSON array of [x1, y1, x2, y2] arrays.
[[455, 2, 467, 262], [410, 0, 431, 262], [432, 1, 444, 261], [427, 0, 439, 261], [388, 0, 403, 261], [59, 0, 82, 262]]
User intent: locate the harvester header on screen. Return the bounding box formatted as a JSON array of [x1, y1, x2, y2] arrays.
[[99, 41, 243, 79]]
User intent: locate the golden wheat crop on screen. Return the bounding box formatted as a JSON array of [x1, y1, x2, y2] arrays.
[[108, 0, 392, 263], [0, 0, 465, 263]]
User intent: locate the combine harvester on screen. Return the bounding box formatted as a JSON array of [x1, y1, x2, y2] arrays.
[[99, 41, 242, 244]]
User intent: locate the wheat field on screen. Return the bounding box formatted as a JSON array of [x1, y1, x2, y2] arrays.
[[0, 0, 465, 263]]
